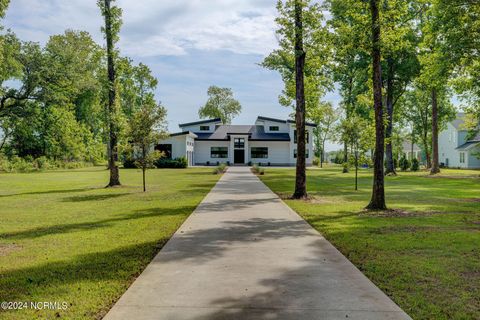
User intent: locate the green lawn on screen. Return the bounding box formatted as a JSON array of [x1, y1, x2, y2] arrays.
[[260, 166, 479, 320], [0, 167, 220, 320]]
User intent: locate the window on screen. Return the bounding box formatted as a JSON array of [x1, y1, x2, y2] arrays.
[[234, 138, 245, 149], [460, 152, 465, 164], [251, 147, 268, 159], [155, 144, 172, 159], [200, 125, 210, 131], [211, 147, 228, 158], [269, 126, 279, 131], [294, 149, 309, 158], [293, 130, 309, 144]]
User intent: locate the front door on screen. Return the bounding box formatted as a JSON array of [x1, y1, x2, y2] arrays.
[[234, 149, 245, 164]]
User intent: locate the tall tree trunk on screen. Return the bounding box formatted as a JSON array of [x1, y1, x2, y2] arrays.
[[366, 0, 387, 210], [292, 0, 307, 199], [430, 88, 440, 174], [342, 142, 348, 172], [384, 59, 396, 175], [103, 0, 121, 187], [321, 138, 326, 168], [142, 167, 146, 192], [355, 148, 358, 191]]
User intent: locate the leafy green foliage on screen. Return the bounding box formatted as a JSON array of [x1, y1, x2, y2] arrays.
[[399, 155, 410, 171], [261, 0, 332, 114], [410, 158, 419, 171], [154, 157, 188, 169], [198, 86, 241, 124]]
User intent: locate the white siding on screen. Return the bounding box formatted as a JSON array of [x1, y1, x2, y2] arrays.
[[254, 119, 290, 133], [194, 140, 230, 165], [179, 120, 221, 133], [438, 123, 473, 168], [157, 135, 187, 159], [248, 141, 290, 165], [288, 123, 314, 165]]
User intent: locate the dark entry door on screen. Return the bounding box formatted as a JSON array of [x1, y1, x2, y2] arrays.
[[234, 149, 244, 164]]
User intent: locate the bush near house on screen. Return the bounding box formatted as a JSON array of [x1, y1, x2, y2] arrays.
[[411, 158, 419, 171], [213, 163, 227, 174], [154, 156, 188, 168], [399, 155, 410, 171]]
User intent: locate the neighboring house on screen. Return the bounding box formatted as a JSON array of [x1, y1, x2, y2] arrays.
[[156, 116, 316, 166], [401, 140, 422, 161], [439, 113, 480, 169]]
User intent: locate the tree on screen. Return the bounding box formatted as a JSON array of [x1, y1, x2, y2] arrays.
[[366, 0, 387, 210], [341, 114, 374, 190], [381, 0, 420, 176], [98, 0, 122, 187], [198, 86, 241, 124], [128, 98, 167, 192], [311, 102, 337, 168], [263, 0, 331, 199], [326, 0, 371, 172]]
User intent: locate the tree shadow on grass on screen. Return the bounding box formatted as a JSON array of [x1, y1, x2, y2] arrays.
[[0, 187, 98, 198], [0, 205, 196, 240], [0, 240, 164, 318], [61, 193, 128, 202]]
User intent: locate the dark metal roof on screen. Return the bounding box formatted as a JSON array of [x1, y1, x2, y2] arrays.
[[256, 115, 317, 127], [169, 131, 197, 137], [456, 141, 480, 151], [179, 118, 222, 127], [194, 125, 290, 141]]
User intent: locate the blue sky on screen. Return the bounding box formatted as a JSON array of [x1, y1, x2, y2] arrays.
[[4, 0, 342, 150]]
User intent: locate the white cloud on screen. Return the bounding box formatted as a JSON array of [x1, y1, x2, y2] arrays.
[[4, 0, 278, 57]]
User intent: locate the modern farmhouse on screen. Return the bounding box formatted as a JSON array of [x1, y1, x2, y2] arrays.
[[156, 116, 316, 166], [439, 113, 480, 169]]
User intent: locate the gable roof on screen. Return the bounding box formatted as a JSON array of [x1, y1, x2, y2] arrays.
[[195, 125, 291, 141], [179, 118, 222, 127], [402, 141, 421, 152], [451, 113, 466, 130], [257, 116, 317, 127], [456, 141, 480, 151]]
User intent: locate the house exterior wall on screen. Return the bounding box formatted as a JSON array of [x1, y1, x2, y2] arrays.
[[288, 123, 314, 165], [254, 119, 290, 133], [194, 140, 230, 165], [439, 123, 467, 168], [179, 121, 221, 133], [468, 147, 480, 168], [248, 141, 290, 165], [157, 135, 187, 159]]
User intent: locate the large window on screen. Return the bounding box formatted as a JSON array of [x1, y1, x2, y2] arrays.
[[293, 130, 309, 144], [211, 147, 228, 158], [460, 152, 465, 164], [200, 125, 210, 131], [155, 144, 172, 159], [251, 147, 268, 159], [234, 138, 245, 149], [294, 149, 309, 159], [269, 126, 279, 131]]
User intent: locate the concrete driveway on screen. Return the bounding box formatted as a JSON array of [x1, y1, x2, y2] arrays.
[[104, 167, 411, 320]]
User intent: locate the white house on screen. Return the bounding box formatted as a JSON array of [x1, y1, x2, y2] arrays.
[[156, 116, 316, 166], [439, 113, 480, 169]]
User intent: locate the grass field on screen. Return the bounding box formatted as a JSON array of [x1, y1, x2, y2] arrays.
[[0, 167, 220, 320], [259, 166, 479, 320]]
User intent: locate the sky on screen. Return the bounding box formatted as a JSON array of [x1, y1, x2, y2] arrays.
[[3, 0, 342, 150]]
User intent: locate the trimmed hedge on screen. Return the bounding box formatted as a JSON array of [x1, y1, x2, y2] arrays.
[[154, 157, 188, 168]]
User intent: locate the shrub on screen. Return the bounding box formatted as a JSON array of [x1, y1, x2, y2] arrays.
[[411, 158, 419, 172], [123, 158, 138, 169], [399, 155, 410, 171], [34, 156, 53, 170], [312, 158, 320, 166], [342, 162, 349, 173], [213, 163, 227, 174], [154, 157, 188, 168], [251, 164, 265, 175]]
